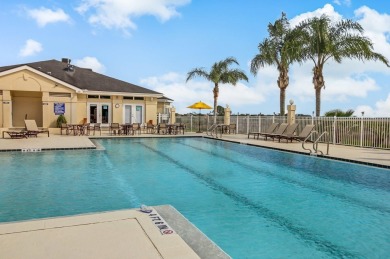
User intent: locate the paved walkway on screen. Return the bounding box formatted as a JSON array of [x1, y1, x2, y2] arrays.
[[218, 134, 390, 168]]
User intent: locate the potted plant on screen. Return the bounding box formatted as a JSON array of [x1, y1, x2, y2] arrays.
[[56, 114, 67, 128]]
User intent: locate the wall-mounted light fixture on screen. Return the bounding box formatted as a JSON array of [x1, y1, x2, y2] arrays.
[[115, 103, 120, 108]]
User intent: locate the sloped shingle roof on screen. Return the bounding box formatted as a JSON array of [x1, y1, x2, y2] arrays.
[[0, 59, 161, 95]]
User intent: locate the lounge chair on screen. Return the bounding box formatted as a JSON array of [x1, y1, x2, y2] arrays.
[[273, 123, 298, 142], [24, 120, 50, 137], [248, 123, 279, 139], [2, 131, 28, 139], [278, 124, 315, 143], [261, 123, 288, 141]]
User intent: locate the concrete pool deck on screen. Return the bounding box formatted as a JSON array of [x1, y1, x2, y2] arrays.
[[0, 206, 229, 259]]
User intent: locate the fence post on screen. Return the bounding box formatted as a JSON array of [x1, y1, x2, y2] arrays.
[[360, 115, 364, 147], [333, 116, 337, 145], [190, 114, 193, 132], [258, 115, 261, 132], [272, 114, 275, 123], [236, 113, 239, 134], [247, 115, 250, 134]]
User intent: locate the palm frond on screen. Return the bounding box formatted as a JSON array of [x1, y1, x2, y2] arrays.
[[186, 68, 210, 82]]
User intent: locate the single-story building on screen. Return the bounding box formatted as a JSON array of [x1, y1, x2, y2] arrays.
[[0, 58, 173, 132]]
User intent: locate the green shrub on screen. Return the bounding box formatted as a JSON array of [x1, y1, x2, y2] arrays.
[[56, 114, 67, 128]]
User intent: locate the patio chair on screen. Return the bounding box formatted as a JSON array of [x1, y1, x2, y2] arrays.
[[109, 123, 121, 135], [158, 123, 167, 134], [248, 123, 279, 139], [174, 123, 185, 135], [60, 123, 72, 135], [24, 120, 50, 137], [132, 123, 141, 135], [278, 124, 315, 143], [146, 121, 156, 133], [261, 123, 288, 141], [228, 124, 237, 134], [273, 123, 298, 142], [91, 123, 102, 136]]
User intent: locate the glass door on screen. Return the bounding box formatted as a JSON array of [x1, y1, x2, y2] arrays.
[[124, 105, 132, 124], [101, 104, 109, 124], [135, 105, 143, 124], [89, 104, 98, 123], [88, 103, 111, 125]]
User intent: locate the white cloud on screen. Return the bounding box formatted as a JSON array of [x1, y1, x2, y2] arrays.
[[333, 0, 351, 7], [76, 0, 190, 32], [27, 7, 70, 27], [354, 94, 390, 117], [19, 39, 43, 57], [74, 57, 106, 73], [290, 4, 342, 27], [140, 72, 263, 114]]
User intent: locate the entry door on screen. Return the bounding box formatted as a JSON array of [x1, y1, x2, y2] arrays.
[[124, 105, 132, 124], [88, 103, 111, 124], [135, 105, 143, 124]]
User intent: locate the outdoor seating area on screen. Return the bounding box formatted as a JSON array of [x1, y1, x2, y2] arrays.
[[55, 122, 188, 136], [247, 123, 315, 144]]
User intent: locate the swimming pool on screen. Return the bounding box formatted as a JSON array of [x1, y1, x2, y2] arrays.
[[1, 138, 389, 258]]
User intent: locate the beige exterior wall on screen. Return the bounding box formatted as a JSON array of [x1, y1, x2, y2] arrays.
[[0, 68, 164, 131]]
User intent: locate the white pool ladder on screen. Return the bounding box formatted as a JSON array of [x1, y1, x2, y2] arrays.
[[206, 124, 222, 138], [302, 131, 330, 155]]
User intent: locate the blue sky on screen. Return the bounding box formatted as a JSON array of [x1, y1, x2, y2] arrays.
[[1, 0, 389, 116]]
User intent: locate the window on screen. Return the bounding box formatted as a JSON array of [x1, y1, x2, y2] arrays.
[[123, 96, 133, 100], [49, 92, 71, 97], [100, 95, 111, 99], [88, 95, 99, 99], [134, 97, 144, 100]]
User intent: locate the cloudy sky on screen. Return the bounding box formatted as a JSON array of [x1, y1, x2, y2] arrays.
[[1, 0, 389, 116]]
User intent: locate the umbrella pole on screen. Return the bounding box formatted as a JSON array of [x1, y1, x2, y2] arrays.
[[197, 109, 201, 133]]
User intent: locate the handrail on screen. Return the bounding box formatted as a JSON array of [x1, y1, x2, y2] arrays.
[[206, 124, 222, 138], [313, 131, 330, 155], [302, 131, 318, 154]]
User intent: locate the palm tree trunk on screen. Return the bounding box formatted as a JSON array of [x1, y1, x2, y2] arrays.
[[280, 88, 286, 116], [213, 84, 219, 124], [315, 87, 321, 117], [313, 66, 324, 116], [278, 66, 289, 115]]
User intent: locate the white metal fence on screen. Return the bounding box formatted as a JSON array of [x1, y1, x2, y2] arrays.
[[176, 115, 390, 149]]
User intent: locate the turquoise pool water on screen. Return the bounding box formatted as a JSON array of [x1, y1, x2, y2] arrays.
[[1, 138, 389, 258]]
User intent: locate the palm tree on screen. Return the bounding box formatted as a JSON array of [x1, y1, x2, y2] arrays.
[[251, 13, 293, 115], [292, 15, 389, 116], [324, 109, 354, 117], [186, 57, 248, 124]]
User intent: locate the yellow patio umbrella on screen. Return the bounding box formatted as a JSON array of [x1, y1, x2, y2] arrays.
[[187, 101, 212, 133]]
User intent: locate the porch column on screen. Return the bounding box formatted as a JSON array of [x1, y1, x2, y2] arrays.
[[170, 107, 176, 124], [287, 99, 296, 125], [2, 90, 12, 128], [70, 93, 78, 124], [41, 92, 50, 128]]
